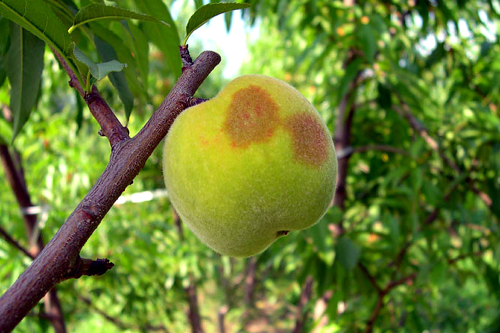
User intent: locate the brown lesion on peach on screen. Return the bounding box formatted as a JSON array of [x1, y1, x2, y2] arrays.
[[223, 85, 280, 148], [284, 113, 329, 167]]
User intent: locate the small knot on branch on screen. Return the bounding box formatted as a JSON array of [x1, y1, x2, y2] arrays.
[[68, 257, 114, 280], [180, 45, 194, 70]]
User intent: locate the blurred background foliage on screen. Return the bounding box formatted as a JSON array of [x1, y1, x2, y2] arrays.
[[0, 0, 499, 332]]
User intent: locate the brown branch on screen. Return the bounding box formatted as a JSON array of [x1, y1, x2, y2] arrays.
[[0, 144, 67, 333], [245, 257, 257, 305], [333, 52, 363, 216], [79, 296, 168, 332], [392, 100, 492, 208], [358, 262, 382, 293], [0, 225, 35, 260], [0, 49, 221, 332], [52, 48, 129, 148], [172, 211, 204, 333], [293, 276, 314, 333], [218, 305, 228, 333], [0, 144, 44, 256], [338, 144, 410, 160], [185, 278, 205, 333], [364, 273, 417, 333]]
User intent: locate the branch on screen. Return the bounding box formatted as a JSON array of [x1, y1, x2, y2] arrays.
[[337, 144, 409, 160], [0, 225, 35, 260], [79, 296, 168, 332], [185, 278, 205, 333], [0, 49, 221, 332], [245, 257, 257, 305], [358, 262, 382, 293], [52, 48, 129, 148], [0, 144, 44, 256], [392, 100, 492, 208], [364, 273, 416, 333], [218, 305, 228, 333], [333, 51, 363, 217], [293, 276, 314, 333], [0, 144, 67, 333]]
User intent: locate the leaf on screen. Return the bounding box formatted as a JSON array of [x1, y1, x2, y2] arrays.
[[68, 4, 169, 34], [336, 237, 361, 271], [134, 0, 181, 78], [123, 22, 149, 89], [95, 36, 134, 120], [183, 2, 250, 45], [73, 46, 126, 81], [6, 23, 44, 139], [0, 0, 82, 85]]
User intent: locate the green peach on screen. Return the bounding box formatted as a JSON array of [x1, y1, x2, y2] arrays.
[[163, 75, 337, 257]]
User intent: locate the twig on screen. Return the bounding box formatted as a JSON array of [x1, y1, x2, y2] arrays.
[[0, 144, 44, 256], [185, 278, 205, 333], [245, 257, 257, 305], [364, 273, 416, 333], [0, 49, 221, 332], [0, 144, 67, 333], [0, 225, 35, 260], [293, 276, 314, 333], [52, 48, 129, 148], [218, 305, 228, 333], [173, 211, 205, 333], [79, 296, 168, 332], [358, 262, 382, 293], [333, 51, 363, 224], [337, 144, 409, 160], [392, 100, 492, 208]]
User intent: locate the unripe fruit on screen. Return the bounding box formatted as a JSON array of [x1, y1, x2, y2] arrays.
[[163, 75, 337, 257]]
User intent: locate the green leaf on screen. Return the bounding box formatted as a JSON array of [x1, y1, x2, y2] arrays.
[[0, 0, 82, 86], [134, 0, 181, 78], [68, 4, 169, 34], [122, 22, 149, 90], [73, 46, 126, 81], [336, 237, 361, 271], [6, 23, 44, 139], [94, 36, 134, 120], [183, 2, 250, 45]]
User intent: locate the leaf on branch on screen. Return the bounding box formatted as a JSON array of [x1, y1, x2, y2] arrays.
[[0, 0, 83, 88], [95, 36, 134, 121], [73, 46, 126, 81], [6, 23, 45, 140], [68, 3, 170, 34], [133, 0, 181, 78], [183, 2, 250, 46]]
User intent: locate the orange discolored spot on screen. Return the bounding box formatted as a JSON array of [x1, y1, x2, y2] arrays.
[[223, 85, 280, 148], [284, 113, 329, 167]]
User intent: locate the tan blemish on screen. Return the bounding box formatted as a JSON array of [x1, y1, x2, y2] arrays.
[[284, 113, 329, 167], [223, 85, 280, 148]]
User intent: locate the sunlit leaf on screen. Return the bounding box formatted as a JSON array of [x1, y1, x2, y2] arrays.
[[134, 0, 181, 78], [68, 4, 169, 34], [183, 2, 250, 45]]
